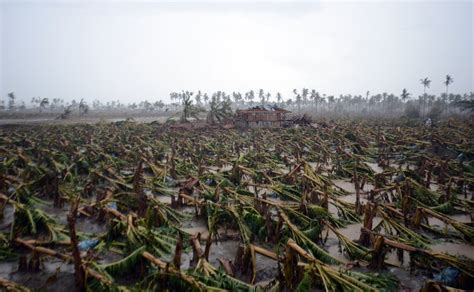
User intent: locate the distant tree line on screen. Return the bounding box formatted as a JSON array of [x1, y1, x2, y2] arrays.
[[1, 75, 473, 119]]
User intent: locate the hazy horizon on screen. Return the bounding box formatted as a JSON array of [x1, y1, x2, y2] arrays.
[[1, 0, 473, 105]]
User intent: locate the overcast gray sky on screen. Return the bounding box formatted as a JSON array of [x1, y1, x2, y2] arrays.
[[0, 0, 472, 104]]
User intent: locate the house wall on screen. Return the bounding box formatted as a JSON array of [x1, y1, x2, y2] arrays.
[[236, 111, 287, 128], [247, 120, 282, 128]]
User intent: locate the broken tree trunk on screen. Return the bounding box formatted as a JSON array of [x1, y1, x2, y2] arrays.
[[359, 203, 377, 247], [172, 233, 183, 269], [369, 235, 386, 270], [190, 233, 203, 264], [218, 257, 235, 276], [67, 197, 85, 292], [133, 160, 147, 217]]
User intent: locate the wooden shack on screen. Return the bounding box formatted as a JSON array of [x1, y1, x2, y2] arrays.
[[235, 106, 290, 129]]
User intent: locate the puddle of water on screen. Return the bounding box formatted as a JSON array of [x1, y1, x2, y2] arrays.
[[207, 240, 240, 268], [337, 194, 368, 205], [386, 248, 411, 268], [388, 266, 427, 291], [448, 214, 471, 223], [367, 162, 383, 174], [76, 217, 107, 234], [37, 203, 70, 226], [430, 241, 474, 259], [334, 223, 362, 241], [0, 258, 75, 291], [328, 203, 338, 217], [427, 217, 462, 233], [326, 217, 382, 242], [325, 237, 349, 263], [254, 252, 278, 282], [180, 250, 193, 270], [181, 218, 209, 239], [0, 204, 14, 232], [333, 179, 355, 193], [97, 250, 124, 265], [333, 180, 374, 194]]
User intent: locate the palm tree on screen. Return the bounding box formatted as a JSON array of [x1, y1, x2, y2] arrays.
[[265, 92, 271, 104], [232, 92, 241, 106], [180, 91, 203, 122], [293, 89, 302, 112], [143, 100, 152, 112], [247, 90, 255, 105], [444, 75, 453, 96], [419, 77, 431, 117], [39, 98, 49, 112], [276, 92, 283, 105], [420, 77, 431, 95], [79, 99, 89, 115], [258, 89, 265, 106], [301, 88, 309, 106], [181, 94, 192, 122], [207, 95, 233, 124], [7, 92, 15, 110], [154, 100, 165, 111], [195, 91, 202, 105], [401, 89, 410, 102]]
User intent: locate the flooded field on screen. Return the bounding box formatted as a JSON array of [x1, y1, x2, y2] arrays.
[[0, 115, 170, 126], [0, 118, 473, 291]]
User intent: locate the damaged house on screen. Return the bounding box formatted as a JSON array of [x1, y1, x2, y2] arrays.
[[235, 106, 290, 129]]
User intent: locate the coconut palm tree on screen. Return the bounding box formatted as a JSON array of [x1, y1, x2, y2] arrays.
[[246, 90, 255, 105], [79, 99, 89, 115], [444, 75, 453, 96], [258, 89, 265, 106], [154, 100, 165, 111], [276, 92, 283, 105], [232, 92, 241, 106], [420, 77, 431, 95], [194, 91, 202, 105], [401, 89, 410, 102], [302, 88, 309, 106], [179, 91, 204, 122], [265, 92, 271, 104], [419, 78, 431, 117], [143, 100, 152, 112], [293, 89, 302, 112]]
